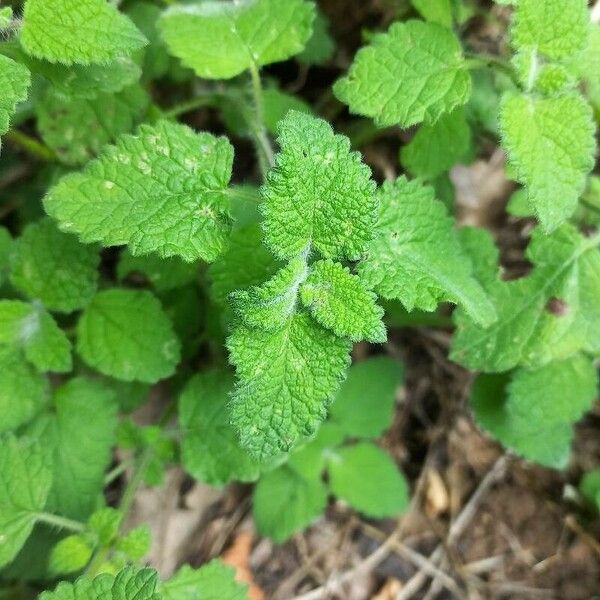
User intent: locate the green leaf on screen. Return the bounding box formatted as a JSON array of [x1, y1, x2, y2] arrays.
[[334, 20, 471, 127], [229, 311, 351, 459], [0, 300, 72, 373], [115, 525, 151, 561], [0, 55, 30, 138], [44, 121, 234, 262], [500, 93, 596, 232], [512, 0, 590, 60], [253, 466, 327, 543], [21, 0, 147, 66], [580, 470, 600, 512], [162, 559, 249, 600], [298, 9, 335, 65], [49, 534, 94, 575], [400, 108, 472, 179], [330, 357, 403, 439], [179, 370, 261, 486], [359, 177, 496, 326], [0, 348, 48, 433], [232, 258, 307, 331], [411, 0, 453, 27], [300, 259, 386, 343], [29, 378, 117, 519], [0, 435, 52, 567], [10, 218, 100, 313], [117, 249, 198, 292], [77, 289, 181, 383], [39, 566, 161, 600], [159, 0, 315, 79], [328, 443, 409, 517], [262, 87, 312, 136], [209, 225, 281, 305], [471, 355, 598, 468], [0, 7, 13, 29], [87, 508, 122, 546], [262, 111, 376, 261], [36, 85, 150, 166], [452, 226, 600, 372]]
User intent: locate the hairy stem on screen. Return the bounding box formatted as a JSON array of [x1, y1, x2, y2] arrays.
[[35, 512, 86, 533], [164, 94, 218, 119], [5, 130, 56, 162], [248, 62, 275, 177]]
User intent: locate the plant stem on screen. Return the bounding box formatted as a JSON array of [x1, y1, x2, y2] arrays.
[[248, 62, 275, 178], [5, 130, 56, 162], [464, 53, 520, 87], [35, 512, 86, 533], [164, 95, 217, 119]]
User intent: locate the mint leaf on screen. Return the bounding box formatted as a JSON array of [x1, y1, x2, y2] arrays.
[[0, 435, 52, 567], [36, 85, 150, 166], [411, 0, 453, 27], [40, 566, 161, 600], [253, 466, 327, 543], [0, 348, 48, 433], [162, 560, 249, 600], [21, 0, 147, 66], [298, 9, 335, 65], [471, 355, 598, 468], [44, 121, 234, 262], [115, 525, 151, 561], [452, 226, 600, 372], [328, 443, 409, 518], [87, 507, 122, 546], [159, 0, 315, 79], [262, 88, 312, 136], [334, 20, 471, 127], [300, 259, 386, 343], [359, 177, 496, 326], [49, 534, 94, 575], [77, 289, 180, 383], [28, 378, 117, 519], [0, 55, 30, 139], [400, 108, 472, 179], [512, 0, 590, 60], [179, 370, 261, 486], [117, 249, 198, 292], [0, 300, 72, 373], [229, 311, 351, 459], [330, 357, 403, 439], [500, 93, 596, 232], [262, 111, 376, 261], [10, 218, 100, 313]]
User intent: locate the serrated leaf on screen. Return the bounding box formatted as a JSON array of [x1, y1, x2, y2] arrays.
[[115, 525, 151, 561], [117, 249, 198, 292], [88, 508, 122, 546], [179, 370, 261, 486], [262, 111, 376, 261], [162, 559, 249, 600], [512, 0, 589, 60], [0, 300, 72, 373], [452, 226, 600, 372], [28, 378, 117, 519], [300, 259, 386, 342], [44, 121, 234, 262], [77, 289, 180, 383], [334, 20, 471, 127], [229, 311, 351, 459], [328, 443, 409, 517], [253, 466, 327, 543], [0, 54, 31, 138], [21, 0, 147, 66], [10, 218, 100, 313], [159, 0, 315, 79], [330, 357, 403, 439], [0, 435, 52, 567], [471, 355, 598, 468], [500, 93, 596, 232], [49, 534, 94, 575], [359, 177, 495, 326], [0, 348, 48, 433], [36, 85, 150, 166], [209, 225, 281, 305], [39, 566, 161, 600], [400, 108, 472, 179], [232, 258, 307, 331]]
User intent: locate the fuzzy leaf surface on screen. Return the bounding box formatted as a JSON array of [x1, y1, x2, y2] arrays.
[[44, 121, 234, 262], [159, 0, 314, 79], [0, 55, 30, 138], [21, 0, 147, 66], [334, 20, 471, 127], [359, 177, 495, 326]]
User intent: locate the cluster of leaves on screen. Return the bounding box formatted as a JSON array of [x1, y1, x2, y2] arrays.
[[0, 0, 598, 596]]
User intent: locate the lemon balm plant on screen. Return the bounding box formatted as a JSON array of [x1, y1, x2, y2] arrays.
[[0, 0, 598, 596]]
